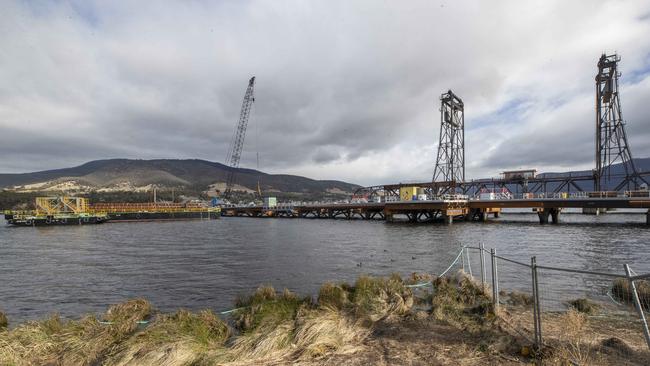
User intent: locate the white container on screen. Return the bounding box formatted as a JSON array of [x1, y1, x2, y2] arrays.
[[263, 197, 277, 207], [479, 192, 496, 200]]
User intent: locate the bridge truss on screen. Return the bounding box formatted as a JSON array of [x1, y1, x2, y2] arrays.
[[357, 54, 650, 200], [433, 90, 465, 193], [595, 54, 648, 191]]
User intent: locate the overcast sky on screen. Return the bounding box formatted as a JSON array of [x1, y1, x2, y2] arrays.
[[2, 0, 650, 186]]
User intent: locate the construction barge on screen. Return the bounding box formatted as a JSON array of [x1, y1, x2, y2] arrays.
[[3, 197, 220, 227], [90, 202, 221, 222]]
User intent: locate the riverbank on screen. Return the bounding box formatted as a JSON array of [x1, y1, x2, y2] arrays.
[[1, 272, 648, 365]]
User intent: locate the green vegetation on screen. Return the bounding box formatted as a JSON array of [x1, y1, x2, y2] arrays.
[[0, 298, 152, 365], [0, 191, 43, 210], [233, 286, 307, 332]]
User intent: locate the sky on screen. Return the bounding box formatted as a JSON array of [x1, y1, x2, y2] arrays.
[[1, 0, 650, 186]]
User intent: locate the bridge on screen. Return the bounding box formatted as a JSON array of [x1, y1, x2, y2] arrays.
[[222, 192, 650, 225], [224, 54, 650, 226]]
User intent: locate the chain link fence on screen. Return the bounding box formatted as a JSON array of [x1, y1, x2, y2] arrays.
[[459, 244, 650, 354]]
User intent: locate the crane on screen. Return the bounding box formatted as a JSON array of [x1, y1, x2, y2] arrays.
[[223, 76, 256, 201]]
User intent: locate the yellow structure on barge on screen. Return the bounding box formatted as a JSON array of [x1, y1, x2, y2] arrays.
[[3, 197, 221, 226]]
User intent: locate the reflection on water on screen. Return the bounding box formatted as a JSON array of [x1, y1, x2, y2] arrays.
[[0, 213, 648, 322]]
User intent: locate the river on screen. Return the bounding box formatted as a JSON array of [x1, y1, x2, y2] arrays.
[[1, 211, 649, 323]]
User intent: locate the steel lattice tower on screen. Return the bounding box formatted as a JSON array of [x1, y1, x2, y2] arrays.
[[594, 54, 647, 191], [224, 76, 255, 199], [433, 90, 465, 191]]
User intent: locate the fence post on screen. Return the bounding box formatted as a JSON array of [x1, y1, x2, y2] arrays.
[[491, 248, 499, 311], [461, 245, 466, 272], [465, 246, 473, 278], [480, 242, 486, 291], [624, 264, 650, 350], [531, 256, 542, 349]]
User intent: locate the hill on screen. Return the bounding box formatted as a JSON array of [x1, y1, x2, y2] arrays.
[[0, 159, 360, 197]]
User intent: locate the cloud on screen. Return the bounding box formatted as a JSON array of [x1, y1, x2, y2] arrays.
[[1, 0, 650, 186]]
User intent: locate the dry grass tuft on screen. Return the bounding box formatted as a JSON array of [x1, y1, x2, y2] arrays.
[[429, 272, 494, 330], [504, 291, 533, 306], [130, 309, 228, 348], [0, 311, 7, 330], [317, 283, 349, 309], [351, 274, 413, 321], [612, 278, 650, 311], [292, 307, 369, 359], [228, 321, 295, 362], [0, 299, 152, 366], [556, 309, 595, 365], [568, 298, 600, 315], [107, 309, 229, 365], [233, 286, 308, 332]]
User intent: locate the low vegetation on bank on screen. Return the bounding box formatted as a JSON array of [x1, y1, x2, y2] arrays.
[[0, 273, 648, 365], [612, 277, 650, 311]]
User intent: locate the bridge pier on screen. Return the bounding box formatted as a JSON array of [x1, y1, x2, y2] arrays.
[[538, 208, 560, 224], [385, 211, 394, 222], [550, 208, 560, 224], [537, 210, 549, 224], [647, 210, 649, 226], [479, 211, 488, 222]]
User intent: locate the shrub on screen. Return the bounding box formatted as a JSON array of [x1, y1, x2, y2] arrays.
[[611, 278, 650, 311], [568, 298, 600, 315]]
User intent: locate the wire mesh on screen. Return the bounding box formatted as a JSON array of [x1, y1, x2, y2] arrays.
[[461, 246, 537, 343], [535, 266, 650, 353], [494, 255, 536, 342], [442, 246, 650, 352]]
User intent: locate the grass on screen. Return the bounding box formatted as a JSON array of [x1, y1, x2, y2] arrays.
[[0, 273, 647, 365], [504, 291, 533, 307], [233, 286, 308, 332], [0, 298, 152, 366], [612, 278, 650, 311], [349, 274, 413, 321], [429, 273, 494, 330], [0, 311, 7, 329], [568, 298, 600, 315], [554, 309, 595, 365]]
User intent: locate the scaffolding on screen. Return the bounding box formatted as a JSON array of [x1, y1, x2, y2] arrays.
[[35, 197, 89, 215]]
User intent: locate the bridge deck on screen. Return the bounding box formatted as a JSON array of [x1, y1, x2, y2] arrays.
[[222, 197, 650, 224]]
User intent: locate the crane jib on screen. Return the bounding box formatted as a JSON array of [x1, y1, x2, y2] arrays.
[[223, 76, 256, 200]]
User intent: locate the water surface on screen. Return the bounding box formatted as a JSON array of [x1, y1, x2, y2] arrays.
[[1, 212, 648, 323]]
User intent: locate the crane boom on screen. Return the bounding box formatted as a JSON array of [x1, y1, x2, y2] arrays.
[[224, 76, 255, 200]]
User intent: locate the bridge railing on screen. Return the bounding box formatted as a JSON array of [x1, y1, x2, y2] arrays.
[[470, 190, 650, 200]]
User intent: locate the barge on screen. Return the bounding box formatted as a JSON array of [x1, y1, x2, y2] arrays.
[[90, 202, 220, 222], [4, 197, 220, 226], [4, 197, 108, 226]]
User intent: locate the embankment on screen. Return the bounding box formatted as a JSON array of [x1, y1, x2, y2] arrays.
[[0, 273, 648, 365]]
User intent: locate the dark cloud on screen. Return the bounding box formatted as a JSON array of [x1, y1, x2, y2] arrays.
[[1, 0, 650, 186]]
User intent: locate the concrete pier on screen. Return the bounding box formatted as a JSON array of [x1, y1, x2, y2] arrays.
[[537, 208, 560, 224], [550, 208, 560, 224], [537, 210, 550, 224], [445, 215, 453, 225]]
